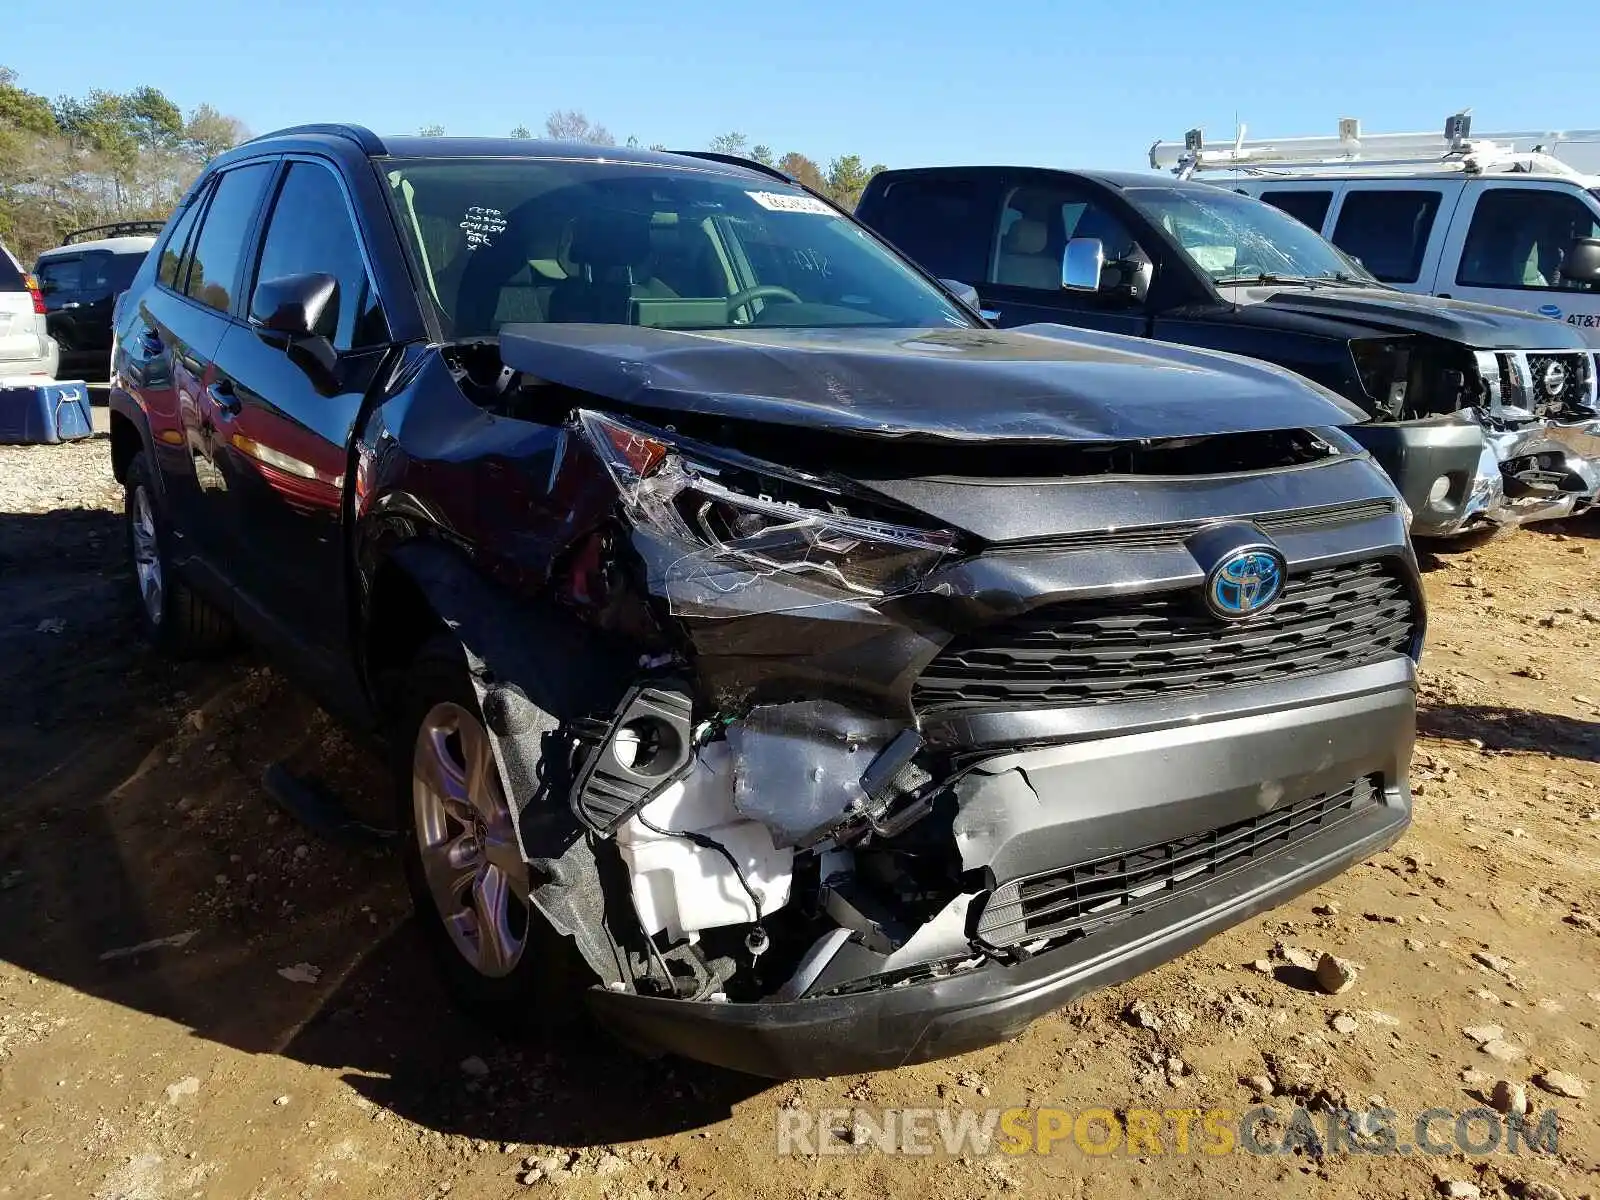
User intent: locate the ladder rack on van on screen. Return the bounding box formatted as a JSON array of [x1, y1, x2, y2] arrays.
[[1150, 113, 1600, 181]]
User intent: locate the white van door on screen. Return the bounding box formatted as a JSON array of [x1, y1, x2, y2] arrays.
[[1437, 180, 1600, 347], [1323, 181, 1462, 294]]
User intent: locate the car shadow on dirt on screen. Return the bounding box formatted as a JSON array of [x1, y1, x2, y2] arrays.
[[1418, 703, 1600, 763], [285, 924, 770, 1145], [0, 504, 768, 1144]]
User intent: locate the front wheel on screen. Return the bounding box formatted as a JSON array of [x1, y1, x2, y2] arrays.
[[395, 636, 585, 1026]]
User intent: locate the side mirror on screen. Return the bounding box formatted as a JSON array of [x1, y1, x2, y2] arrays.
[[1062, 237, 1104, 292], [1561, 237, 1600, 286], [939, 279, 983, 312], [250, 272, 337, 338]]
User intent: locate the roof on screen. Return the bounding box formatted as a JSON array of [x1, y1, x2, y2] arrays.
[[244, 125, 781, 183], [37, 236, 156, 260], [1237, 168, 1600, 186]]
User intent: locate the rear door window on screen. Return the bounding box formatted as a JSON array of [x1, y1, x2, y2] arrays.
[[183, 162, 273, 313], [1330, 190, 1442, 283], [36, 255, 84, 297], [858, 175, 999, 283], [1258, 190, 1333, 232], [1456, 188, 1600, 291]]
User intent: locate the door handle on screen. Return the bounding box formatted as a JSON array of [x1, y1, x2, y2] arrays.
[[1438, 293, 1451, 300], [207, 380, 242, 417], [980, 308, 1001, 321]]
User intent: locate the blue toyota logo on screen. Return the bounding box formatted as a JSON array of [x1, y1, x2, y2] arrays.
[[1206, 549, 1285, 619]]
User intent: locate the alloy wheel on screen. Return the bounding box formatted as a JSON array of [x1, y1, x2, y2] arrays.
[[412, 702, 530, 978]]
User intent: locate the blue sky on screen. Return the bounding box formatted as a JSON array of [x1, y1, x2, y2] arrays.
[[7, 0, 1595, 173]]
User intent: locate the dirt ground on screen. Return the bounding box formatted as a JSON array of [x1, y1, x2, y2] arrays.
[[0, 431, 1595, 1200]]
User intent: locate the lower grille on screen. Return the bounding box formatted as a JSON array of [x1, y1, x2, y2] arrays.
[[975, 776, 1380, 948], [914, 559, 1414, 714]]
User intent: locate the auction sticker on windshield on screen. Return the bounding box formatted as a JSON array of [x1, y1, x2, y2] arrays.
[[748, 191, 835, 215]]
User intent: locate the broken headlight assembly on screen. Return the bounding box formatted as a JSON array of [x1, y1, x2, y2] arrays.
[[578, 409, 959, 601]]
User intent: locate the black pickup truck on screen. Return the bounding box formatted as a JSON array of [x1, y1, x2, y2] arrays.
[[108, 127, 1419, 1077], [857, 167, 1600, 537]]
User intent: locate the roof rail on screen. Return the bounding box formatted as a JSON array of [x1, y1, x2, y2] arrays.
[[1150, 112, 1600, 181], [249, 123, 386, 155], [668, 150, 795, 185], [61, 220, 166, 245]]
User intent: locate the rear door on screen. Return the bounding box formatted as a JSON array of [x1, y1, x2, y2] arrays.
[[207, 156, 391, 661], [34, 252, 86, 356], [1324, 182, 1461, 293], [0, 242, 48, 371], [135, 161, 276, 572], [1438, 180, 1600, 346]]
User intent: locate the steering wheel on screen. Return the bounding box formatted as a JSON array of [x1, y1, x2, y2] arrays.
[[726, 285, 802, 322]]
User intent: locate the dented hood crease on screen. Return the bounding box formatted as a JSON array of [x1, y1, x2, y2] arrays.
[[497, 322, 1364, 443]]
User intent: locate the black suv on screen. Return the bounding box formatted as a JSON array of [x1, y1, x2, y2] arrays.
[[34, 222, 163, 377], [857, 168, 1600, 537], [108, 128, 1419, 1077]]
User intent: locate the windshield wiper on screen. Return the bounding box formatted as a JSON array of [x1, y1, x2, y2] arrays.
[[1215, 272, 1327, 287]]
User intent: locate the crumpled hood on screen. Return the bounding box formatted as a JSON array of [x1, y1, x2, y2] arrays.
[[498, 322, 1365, 443], [1233, 285, 1588, 351]]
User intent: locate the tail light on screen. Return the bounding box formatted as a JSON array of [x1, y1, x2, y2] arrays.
[[22, 273, 45, 315]]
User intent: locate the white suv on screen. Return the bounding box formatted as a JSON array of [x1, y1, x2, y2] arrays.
[[1152, 118, 1600, 348], [0, 240, 58, 378]]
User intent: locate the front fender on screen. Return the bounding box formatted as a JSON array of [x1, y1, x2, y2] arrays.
[[379, 539, 641, 987]]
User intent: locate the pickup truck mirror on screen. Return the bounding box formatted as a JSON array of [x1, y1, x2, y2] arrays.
[[1561, 237, 1600, 286], [1063, 237, 1104, 292], [250, 273, 337, 339]]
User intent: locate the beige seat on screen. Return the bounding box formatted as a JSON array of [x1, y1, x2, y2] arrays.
[[995, 217, 1060, 289]]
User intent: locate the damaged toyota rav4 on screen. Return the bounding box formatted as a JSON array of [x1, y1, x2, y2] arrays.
[[108, 128, 1422, 1077]]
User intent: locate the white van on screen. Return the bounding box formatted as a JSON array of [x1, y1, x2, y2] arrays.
[[1150, 117, 1600, 347]]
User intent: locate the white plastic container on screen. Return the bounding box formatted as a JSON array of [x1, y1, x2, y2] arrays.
[[615, 743, 792, 941]]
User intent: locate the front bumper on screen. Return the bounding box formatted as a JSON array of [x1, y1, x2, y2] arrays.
[[586, 660, 1415, 1077], [1355, 412, 1600, 538]]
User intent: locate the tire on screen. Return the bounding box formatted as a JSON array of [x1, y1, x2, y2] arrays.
[[395, 635, 587, 1030], [124, 451, 234, 656]]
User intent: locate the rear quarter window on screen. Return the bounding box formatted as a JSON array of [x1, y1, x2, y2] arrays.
[[0, 244, 26, 290]]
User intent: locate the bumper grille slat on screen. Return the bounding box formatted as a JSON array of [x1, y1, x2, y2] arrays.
[[915, 560, 1415, 713], [976, 777, 1379, 947]]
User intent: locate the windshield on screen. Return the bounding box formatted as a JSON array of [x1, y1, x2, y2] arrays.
[[1123, 185, 1376, 286], [382, 158, 973, 337]]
